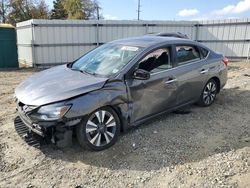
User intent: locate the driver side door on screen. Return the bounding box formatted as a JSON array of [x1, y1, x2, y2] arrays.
[[125, 46, 179, 123]]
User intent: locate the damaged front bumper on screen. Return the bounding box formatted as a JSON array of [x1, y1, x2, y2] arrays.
[[18, 109, 45, 137], [16, 106, 81, 147]]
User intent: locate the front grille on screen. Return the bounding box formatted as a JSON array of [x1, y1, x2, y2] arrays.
[[14, 116, 45, 148], [16, 108, 45, 137], [16, 100, 38, 126]]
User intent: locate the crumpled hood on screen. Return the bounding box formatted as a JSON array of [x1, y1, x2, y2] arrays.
[[15, 65, 108, 106]]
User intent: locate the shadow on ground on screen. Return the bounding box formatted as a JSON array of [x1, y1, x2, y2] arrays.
[[14, 87, 250, 172]]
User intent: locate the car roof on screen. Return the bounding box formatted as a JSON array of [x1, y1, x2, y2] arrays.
[[110, 35, 194, 48]]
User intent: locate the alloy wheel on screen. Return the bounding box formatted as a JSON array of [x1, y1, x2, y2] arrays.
[[203, 81, 217, 105], [85, 110, 117, 147]]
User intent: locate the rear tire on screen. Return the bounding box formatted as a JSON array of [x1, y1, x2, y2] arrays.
[[198, 79, 218, 107], [76, 107, 120, 151]]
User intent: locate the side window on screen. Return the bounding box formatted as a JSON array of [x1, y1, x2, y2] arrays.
[[138, 48, 172, 74], [176, 45, 201, 65], [199, 47, 209, 59]]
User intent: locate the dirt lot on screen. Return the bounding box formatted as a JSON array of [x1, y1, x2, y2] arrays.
[[0, 62, 250, 188]]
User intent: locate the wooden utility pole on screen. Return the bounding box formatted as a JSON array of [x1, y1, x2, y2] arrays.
[[93, 0, 100, 20], [96, 5, 100, 20], [137, 0, 141, 20]]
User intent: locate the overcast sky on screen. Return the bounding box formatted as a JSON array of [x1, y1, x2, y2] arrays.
[[47, 0, 250, 20]]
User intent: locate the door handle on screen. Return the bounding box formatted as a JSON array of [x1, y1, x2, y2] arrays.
[[165, 78, 177, 84], [200, 69, 209, 74]]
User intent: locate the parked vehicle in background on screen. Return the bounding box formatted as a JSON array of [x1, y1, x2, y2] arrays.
[[14, 33, 228, 151]]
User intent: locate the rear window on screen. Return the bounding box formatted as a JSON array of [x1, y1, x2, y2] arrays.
[[200, 47, 209, 58], [176, 45, 201, 65]]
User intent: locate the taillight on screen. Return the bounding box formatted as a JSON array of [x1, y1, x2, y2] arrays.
[[222, 57, 229, 66]]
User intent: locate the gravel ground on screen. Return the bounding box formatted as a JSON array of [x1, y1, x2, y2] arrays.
[[0, 62, 249, 188]]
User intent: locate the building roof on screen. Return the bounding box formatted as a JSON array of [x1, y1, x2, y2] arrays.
[[0, 24, 15, 28]]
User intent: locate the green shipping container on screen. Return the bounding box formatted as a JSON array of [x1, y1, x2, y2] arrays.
[[0, 24, 18, 68]]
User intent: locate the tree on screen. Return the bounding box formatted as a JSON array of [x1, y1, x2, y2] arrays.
[[7, 0, 32, 24], [51, 0, 67, 19], [93, 0, 103, 20], [7, 0, 49, 25], [61, 0, 102, 20], [31, 0, 49, 19], [62, 0, 84, 19], [82, 0, 102, 20], [0, 0, 10, 23]]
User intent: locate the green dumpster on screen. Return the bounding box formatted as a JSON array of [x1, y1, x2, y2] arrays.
[[0, 24, 18, 68]]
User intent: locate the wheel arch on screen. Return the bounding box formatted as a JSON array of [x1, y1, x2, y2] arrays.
[[105, 105, 128, 133], [209, 76, 221, 93]]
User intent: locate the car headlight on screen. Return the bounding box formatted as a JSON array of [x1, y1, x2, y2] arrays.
[[33, 103, 71, 121]]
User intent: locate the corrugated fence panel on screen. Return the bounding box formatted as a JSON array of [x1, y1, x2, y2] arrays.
[[146, 21, 197, 40], [198, 18, 250, 58], [98, 20, 146, 43], [31, 19, 99, 65], [16, 18, 250, 67], [16, 20, 34, 66]]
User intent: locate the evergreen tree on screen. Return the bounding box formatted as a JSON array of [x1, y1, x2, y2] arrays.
[[51, 0, 67, 19]]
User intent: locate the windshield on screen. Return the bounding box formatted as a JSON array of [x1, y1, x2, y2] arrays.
[[71, 43, 143, 77]]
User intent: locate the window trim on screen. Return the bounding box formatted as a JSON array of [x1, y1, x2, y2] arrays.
[[151, 55, 209, 76], [124, 43, 211, 79], [144, 45, 210, 76]]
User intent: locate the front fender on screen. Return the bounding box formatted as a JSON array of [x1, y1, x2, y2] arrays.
[[64, 80, 130, 131]]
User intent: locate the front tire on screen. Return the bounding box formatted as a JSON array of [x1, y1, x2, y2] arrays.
[[76, 107, 120, 151], [198, 79, 218, 107]]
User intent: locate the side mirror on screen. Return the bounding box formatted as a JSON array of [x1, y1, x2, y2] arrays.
[[133, 69, 150, 80]]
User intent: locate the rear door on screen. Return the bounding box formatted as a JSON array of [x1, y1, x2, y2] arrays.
[[172, 44, 209, 105]]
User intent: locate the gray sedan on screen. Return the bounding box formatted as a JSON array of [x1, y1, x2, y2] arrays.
[[15, 34, 228, 150]]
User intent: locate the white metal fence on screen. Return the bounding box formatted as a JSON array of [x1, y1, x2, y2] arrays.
[[16, 19, 250, 67]]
